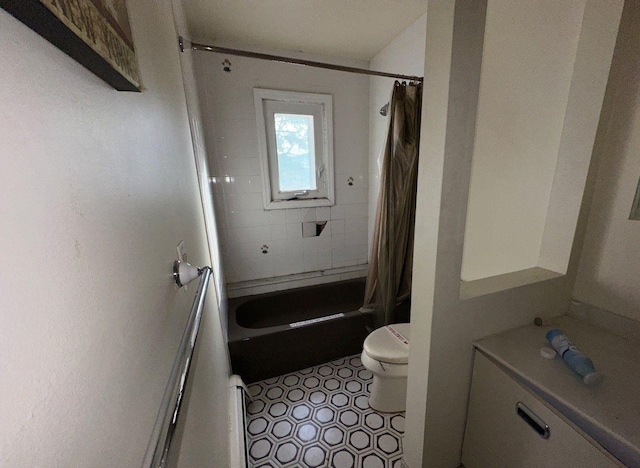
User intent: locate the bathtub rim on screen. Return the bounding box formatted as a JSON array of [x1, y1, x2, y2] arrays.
[[227, 278, 370, 343]]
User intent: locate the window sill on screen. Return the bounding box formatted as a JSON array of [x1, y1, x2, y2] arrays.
[[264, 197, 334, 210]]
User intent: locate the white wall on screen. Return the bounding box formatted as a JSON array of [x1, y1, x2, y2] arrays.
[[404, 1, 622, 467], [0, 1, 230, 466], [193, 49, 370, 288], [168, 2, 233, 467], [368, 14, 427, 246], [461, 0, 584, 281], [573, 2, 640, 323]]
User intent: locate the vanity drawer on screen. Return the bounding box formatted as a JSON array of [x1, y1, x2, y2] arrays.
[[462, 351, 621, 468]]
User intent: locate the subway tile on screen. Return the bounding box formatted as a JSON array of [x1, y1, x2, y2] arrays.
[[207, 88, 256, 121], [355, 173, 369, 188], [234, 256, 274, 282], [336, 187, 368, 204], [303, 250, 319, 272], [233, 242, 268, 259], [303, 208, 317, 222], [213, 211, 230, 234], [345, 231, 366, 247], [337, 172, 369, 189], [267, 210, 288, 225], [316, 206, 330, 221], [331, 234, 345, 250], [286, 223, 302, 239], [269, 238, 303, 255], [225, 175, 251, 194], [345, 203, 368, 219], [356, 243, 369, 260], [287, 252, 305, 272], [225, 175, 264, 194], [212, 118, 258, 147], [345, 218, 368, 234], [223, 229, 240, 248], [220, 156, 261, 177], [334, 152, 367, 174], [286, 208, 312, 223], [330, 205, 346, 220], [272, 254, 297, 276], [316, 236, 332, 251], [303, 237, 318, 254], [343, 247, 358, 262], [223, 259, 238, 278], [317, 249, 333, 270], [250, 193, 264, 210], [223, 243, 242, 260], [270, 224, 288, 240], [232, 225, 272, 244], [332, 248, 346, 263], [330, 219, 345, 235], [227, 209, 269, 228], [216, 136, 260, 163], [247, 176, 263, 193], [226, 192, 255, 212]]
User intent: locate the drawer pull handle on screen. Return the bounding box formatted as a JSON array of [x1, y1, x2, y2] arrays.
[[516, 402, 550, 439]]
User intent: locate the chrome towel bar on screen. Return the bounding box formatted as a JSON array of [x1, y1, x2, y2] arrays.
[[142, 266, 212, 468]]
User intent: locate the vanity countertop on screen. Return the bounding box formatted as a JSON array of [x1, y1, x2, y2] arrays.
[[475, 315, 640, 467]]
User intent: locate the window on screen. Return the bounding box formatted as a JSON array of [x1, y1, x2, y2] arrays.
[[254, 89, 334, 209]]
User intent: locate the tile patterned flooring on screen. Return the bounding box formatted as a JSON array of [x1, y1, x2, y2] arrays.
[[246, 355, 405, 467]]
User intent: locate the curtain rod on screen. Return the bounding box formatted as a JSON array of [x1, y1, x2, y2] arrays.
[[179, 37, 423, 82]]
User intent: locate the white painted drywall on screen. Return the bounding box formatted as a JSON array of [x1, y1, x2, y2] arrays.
[[193, 48, 370, 285], [169, 2, 233, 467], [0, 1, 230, 466], [368, 14, 427, 249], [404, 1, 622, 467], [184, 0, 429, 61], [461, 0, 585, 281], [574, 2, 640, 324]]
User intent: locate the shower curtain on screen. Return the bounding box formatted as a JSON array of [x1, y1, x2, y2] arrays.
[[363, 81, 423, 328]]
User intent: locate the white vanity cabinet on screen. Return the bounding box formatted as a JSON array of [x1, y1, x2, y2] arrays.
[[462, 351, 620, 467]]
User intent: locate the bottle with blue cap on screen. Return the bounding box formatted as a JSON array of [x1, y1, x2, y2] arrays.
[[546, 329, 603, 386]]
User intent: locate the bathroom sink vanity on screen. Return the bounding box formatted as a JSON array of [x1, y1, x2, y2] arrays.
[[462, 316, 640, 467]]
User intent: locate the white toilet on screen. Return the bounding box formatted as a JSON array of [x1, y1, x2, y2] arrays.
[[361, 323, 410, 413]]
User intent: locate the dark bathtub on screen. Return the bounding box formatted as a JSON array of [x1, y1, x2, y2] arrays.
[[228, 278, 373, 383]]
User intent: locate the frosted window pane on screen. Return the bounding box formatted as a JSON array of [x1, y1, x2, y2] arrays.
[[274, 113, 317, 191]]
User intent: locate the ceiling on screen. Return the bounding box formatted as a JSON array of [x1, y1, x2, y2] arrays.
[[182, 0, 429, 61]]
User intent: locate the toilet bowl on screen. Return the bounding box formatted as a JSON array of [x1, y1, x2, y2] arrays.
[[361, 323, 410, 413]]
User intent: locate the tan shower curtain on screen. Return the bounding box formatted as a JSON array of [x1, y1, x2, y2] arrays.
[[363, 81, 422, 328]]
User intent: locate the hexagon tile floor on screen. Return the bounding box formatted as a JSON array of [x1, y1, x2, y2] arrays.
[[245, 354, 405, 467]]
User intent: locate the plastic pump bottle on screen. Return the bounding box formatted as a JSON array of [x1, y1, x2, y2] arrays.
[[546, 329, 603, 386]]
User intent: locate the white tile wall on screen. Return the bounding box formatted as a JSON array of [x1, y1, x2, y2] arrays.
[[195, 51, 371, 287], [227, 265, 369, 298]]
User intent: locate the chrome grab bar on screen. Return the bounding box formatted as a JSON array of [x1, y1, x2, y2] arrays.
[[142, 267, 212, 468]]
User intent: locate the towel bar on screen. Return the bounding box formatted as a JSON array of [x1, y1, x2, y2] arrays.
[[142, 266, 212, 468]]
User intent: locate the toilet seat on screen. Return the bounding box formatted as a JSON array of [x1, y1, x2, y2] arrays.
[[363, 323, 410, 364]]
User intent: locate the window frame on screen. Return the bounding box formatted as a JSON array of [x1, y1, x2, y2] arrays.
[[254, 88, 335, 210]]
